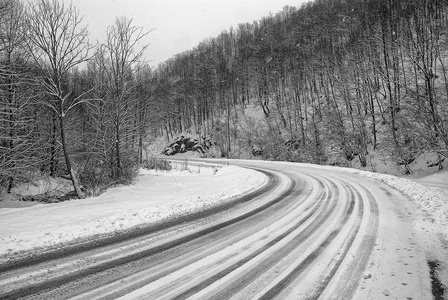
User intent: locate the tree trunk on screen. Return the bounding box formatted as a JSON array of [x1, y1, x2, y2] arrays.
[[226, 92, 231, 157], [50, 110, 58, 177], [115, 116, 122, 179], [59, 110, 84, 199], [7, 52, 14, 193]]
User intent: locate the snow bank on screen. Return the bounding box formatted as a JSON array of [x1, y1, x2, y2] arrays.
[[414, 170, 448, 194], [289, 162, 448, 231], [342, 168, 448, 227], [244, 158, 447, 233], [0, 165, 267, 259]]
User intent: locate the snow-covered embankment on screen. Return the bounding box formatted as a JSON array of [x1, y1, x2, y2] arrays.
[[338, 167, 448, 229]]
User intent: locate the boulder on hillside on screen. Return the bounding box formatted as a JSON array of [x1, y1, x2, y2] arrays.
[[162, 136, 214, 156]]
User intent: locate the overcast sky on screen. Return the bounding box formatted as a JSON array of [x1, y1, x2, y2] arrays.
[[67, 0, 310, 68]]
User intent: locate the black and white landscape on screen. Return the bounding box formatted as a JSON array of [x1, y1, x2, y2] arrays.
[[0, 0, 447, 299]]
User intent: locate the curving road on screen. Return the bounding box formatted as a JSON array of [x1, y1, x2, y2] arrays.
[[0, 160, 432, 299]]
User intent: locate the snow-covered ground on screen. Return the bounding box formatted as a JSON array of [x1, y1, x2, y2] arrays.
[[256, 160, 447, 232], [1, 157, 446, 288], [1, 159, 446, 259], [413, 170, 448, 193], [339, 166, 448, 227], [339, 167, 448, 230], [0, 163, 267, 260]]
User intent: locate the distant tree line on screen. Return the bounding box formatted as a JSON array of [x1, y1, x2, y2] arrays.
[[152, 0, 448, 172], [0, 0, 154, 197]]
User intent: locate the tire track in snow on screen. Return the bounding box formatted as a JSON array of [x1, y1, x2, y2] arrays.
[[69, 170, 315, 299], [189, 175, 338, 300], [0, 168, 291, 299], [167, 177, 335, 300], [0, 162, 387, 299], [256, 182, 357, 300]]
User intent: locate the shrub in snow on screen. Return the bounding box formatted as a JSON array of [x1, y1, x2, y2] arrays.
[[142, 156, 172, 171]]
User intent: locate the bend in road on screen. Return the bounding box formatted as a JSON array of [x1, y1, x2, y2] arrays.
[[0, 159, 433, 299]]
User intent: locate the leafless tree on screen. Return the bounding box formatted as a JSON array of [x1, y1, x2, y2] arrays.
[[26, 0, 92, 198], [100, 17, 150, 179], [0, 0, 42, 192]]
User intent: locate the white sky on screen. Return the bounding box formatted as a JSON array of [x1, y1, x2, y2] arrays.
[[67, 0, 310, 68]]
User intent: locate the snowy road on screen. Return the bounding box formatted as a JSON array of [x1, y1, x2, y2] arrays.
[[0, 160, 434, 299]]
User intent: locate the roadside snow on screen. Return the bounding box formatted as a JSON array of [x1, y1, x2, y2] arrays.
[[413, 170, 448, 194], [265, 160, 448, 232], [1, 157, 445, 265], [333, 166, 448, 230], [0, 164, 266, 259]]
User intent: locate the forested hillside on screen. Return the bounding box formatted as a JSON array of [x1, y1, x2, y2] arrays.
[[152, 0, 448, 173], [1, 0, 448, 198]]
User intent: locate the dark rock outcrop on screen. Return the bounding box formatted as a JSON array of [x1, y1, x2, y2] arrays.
[[162, 136, 214, 156]]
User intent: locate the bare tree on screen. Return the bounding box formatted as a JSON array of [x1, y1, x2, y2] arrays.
[[0, 0, 42, 192], [101, 17, 149, 180], [26, 0, 92, 198]]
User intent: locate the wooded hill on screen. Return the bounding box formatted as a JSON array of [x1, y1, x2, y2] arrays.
[[1, 0, 448, 198], [152, 0, 448, 173]]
